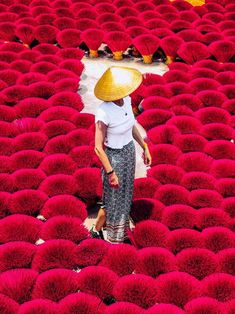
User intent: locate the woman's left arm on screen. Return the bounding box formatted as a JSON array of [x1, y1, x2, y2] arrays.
[[132, 124, 152, 166]]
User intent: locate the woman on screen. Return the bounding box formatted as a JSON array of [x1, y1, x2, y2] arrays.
[[92, 66, 152, 243]]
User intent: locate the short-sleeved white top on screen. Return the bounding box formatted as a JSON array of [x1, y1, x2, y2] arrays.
[[95, 96, 135, 149]]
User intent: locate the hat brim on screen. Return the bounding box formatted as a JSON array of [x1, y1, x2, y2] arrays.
[[94, 66, 143, 101]]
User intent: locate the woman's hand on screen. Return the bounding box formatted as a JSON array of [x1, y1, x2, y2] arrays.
[[132, 125, 152, 166], [108, 171, 120, 189], [143, 146, 152, 166]]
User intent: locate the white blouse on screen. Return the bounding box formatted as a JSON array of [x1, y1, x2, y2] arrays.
[[95, 96, 135, 149]]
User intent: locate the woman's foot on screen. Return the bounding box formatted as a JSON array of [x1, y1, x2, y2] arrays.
[[123, 237, 132, 244], [90, 226, 104, 240]]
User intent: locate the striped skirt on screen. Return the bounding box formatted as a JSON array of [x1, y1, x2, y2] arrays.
[[102, 140, 136, 243]]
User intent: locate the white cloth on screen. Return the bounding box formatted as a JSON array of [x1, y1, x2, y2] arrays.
[[95, 96, 135, 149]]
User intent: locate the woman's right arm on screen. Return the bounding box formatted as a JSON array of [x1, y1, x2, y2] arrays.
[[94, 121, 119, 188]]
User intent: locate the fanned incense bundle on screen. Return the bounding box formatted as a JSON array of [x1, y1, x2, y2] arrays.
[[15, 24, 35, 47], [209, 40, 235, 63], [161, 35, 184, 65], [133, 34, 160, 64], [104, 31, 132, 60], [177, 42, 210, 65]]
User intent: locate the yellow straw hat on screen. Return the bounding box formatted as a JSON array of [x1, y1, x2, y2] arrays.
[[94, 66, 143, 101]]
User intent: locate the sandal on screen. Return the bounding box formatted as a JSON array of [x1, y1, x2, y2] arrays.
[[90, 226, 104, 240]]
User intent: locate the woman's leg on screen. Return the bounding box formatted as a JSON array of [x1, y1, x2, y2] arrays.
[[95, 207, 106, 231], [104, 141, 136, 243]]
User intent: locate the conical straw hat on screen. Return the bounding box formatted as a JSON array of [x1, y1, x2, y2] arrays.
[[94, 66, 143, 101]]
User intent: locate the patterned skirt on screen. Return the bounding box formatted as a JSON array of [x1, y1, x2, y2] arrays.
[[102, 140, 136, 243]]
